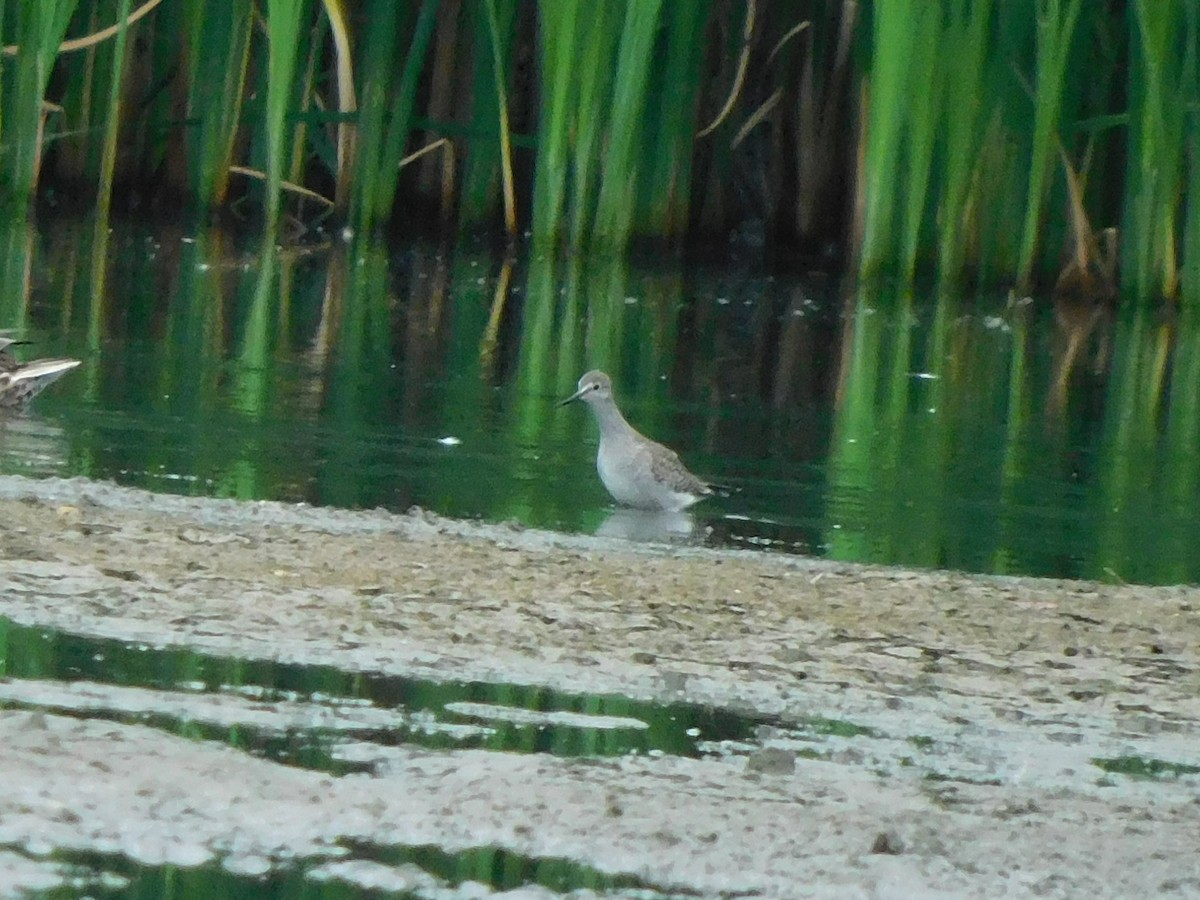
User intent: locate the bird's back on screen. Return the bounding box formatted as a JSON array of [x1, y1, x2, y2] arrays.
[[598, 429, 710, 511]]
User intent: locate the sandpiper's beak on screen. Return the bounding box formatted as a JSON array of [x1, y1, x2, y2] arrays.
[[558, 385, 588, 407]]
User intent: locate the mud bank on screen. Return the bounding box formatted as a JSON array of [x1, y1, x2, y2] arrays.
[[1, 475, 1198, 897]]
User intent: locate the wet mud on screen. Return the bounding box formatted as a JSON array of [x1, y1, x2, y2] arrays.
[[1, 475, 1198, 897]]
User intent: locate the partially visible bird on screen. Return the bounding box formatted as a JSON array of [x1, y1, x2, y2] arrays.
[[0, 335, 23, 370], [560, 369, 713, 512], [0, 336, 81, 410]]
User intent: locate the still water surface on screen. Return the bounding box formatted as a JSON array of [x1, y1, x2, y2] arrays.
[[3, 213, 1199, 585], [0, 617, 765, 765]]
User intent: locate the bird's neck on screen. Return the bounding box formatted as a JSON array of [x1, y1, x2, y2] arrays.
[[591, 399, 632, 437]]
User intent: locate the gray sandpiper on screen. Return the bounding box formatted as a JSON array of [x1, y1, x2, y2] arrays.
[[560, 370, 712, 511]]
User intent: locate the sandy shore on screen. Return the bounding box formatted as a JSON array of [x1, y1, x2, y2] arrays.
[[0, 475, 1198, 897]]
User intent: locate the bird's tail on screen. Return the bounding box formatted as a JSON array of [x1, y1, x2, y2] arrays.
[[704, 481, 740, 498]]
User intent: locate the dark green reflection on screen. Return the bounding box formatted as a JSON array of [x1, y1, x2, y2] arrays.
[[0, 617, 763, 766], [1092, 755, 1200, 780], [31, 843, 679, 900], [341, 842, 674, 896], [8, 217, 1200, 584]]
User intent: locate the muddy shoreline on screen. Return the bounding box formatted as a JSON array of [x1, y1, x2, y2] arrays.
[[1, 475, 1198, 897]]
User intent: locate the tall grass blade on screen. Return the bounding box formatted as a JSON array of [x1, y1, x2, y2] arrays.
[[530, 0, 580, 245], [635, 0, 710, 237], [263, 0, 309, 231], [936, 0, 994, 283], [319, 0, 358, 212], [0, 217, 34, 326], [349, 0, 438, 229], [895, 2, 941, 282], [1016, 0, 1084, 289], [1, 0, 80, 198], [565, 1, 621, 248], [858, 0, 915, 278], [1185, 129, 1200, 301], [592, 0, 664, 248], [459, 0, 517, 226], [95, 0, 133, 220], [49, 0, 160, 192], [482, 0, 516, 235], [181, 0, 252, 207], [1123, 0, 1196, 302], [0, 0, 1189, 287]]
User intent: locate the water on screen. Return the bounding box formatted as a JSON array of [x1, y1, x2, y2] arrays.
[[5, 618, 1192, 899], [3, 213, 1200, 584], [0, 617, 769, 766], [22, 844, 674, 899], [0, 617, 879, 900]]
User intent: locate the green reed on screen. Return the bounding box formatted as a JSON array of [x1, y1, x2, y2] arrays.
[[262, 0, 307, 231], [590, 0, 664, 248], [0, 0, 79, 197], [971, 120, 1028, 284], [636, 2, 709, 236], [1014, 0, 1084, 289], [894, 2, 940, 282], [563, 1, 621, 248], [530, 0, 708, 249], [858, 0, 1090, 287], [459, 0, 519, 226], [180, 0, 252, 207], [1187, 130, 1200, 301], [856, 0, 914, 279], [935, 0, 995, 282], [47, 0, 164, 199], [0, 216, 34, 325], [94, 0, 131, 219], [1123, 0, 1198, 302], [528, 0, 577, 245], [3, 0, 1200, 306], [51, 3, 108, 191], [348, 0, 438, 229]]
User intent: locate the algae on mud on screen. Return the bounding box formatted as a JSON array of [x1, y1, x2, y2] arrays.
[[0, 475, 1198, 897]]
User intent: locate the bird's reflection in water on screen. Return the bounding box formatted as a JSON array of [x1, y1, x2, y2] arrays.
[[0, 414, 71, 477], [595, 508, 700, 544]]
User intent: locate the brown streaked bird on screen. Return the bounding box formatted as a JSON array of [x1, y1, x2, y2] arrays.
[[0, 335, 23, 370], [0, 337, 81, 410], [560, 370, 713, 511]]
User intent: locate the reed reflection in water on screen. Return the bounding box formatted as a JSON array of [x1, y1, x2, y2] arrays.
[[1, 215, 1198, 585]]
